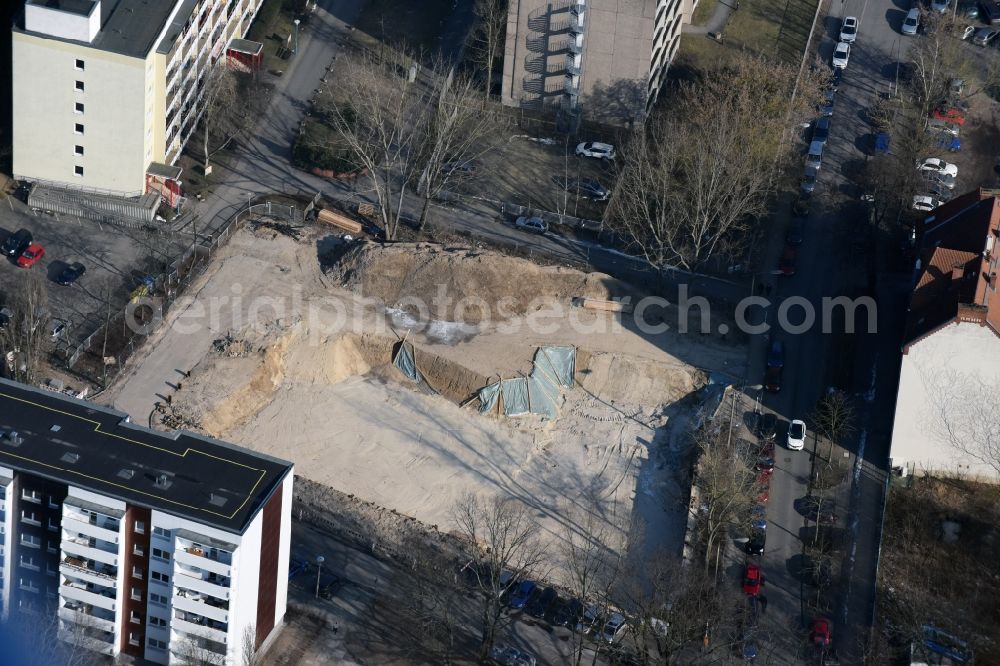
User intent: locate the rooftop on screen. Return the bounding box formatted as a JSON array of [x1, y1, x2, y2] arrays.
[[0, 379, 292, 534], [16, 0, 179, 60], [26, 0, 97, 15]]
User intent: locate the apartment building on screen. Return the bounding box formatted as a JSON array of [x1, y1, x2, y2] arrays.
[[0, 378, 294, 665], [501, 0, 696, 122], [12, 0, 265, 196]]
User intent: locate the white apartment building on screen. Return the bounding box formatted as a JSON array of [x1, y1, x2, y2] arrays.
[[12, 0, 265, 196], [0, 378, 294, 665], [501, 0, 697, 122]]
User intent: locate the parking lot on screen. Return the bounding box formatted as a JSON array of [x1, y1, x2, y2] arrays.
[[0, 196, 186, 362]]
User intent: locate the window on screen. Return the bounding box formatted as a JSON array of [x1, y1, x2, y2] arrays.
[[20, 534, 40, 549], [48, 496, 59, 509], [132, 565, 143, 580], [150, 570, 169, 584], [151, 547, 170, 562], [149, 592, 168, 606], [75, 59, 84, 71], [133, 544, 145, 557], [149, 615, 167, 627], [131, 587, 142, 601], [74, 123, 84, 135], [148, 637, 167, 650], [20, 510, 40, 526], [20, 489, 41, 504], [152, 527, 171, 539], [74, 145, 84, 156], [46, 541, 58, 554], [74, 166, 83, 177], [47, 517, 59, 531], [134, 520, 145, 534], [129, 632, 140, 646], [130, 610, 141, 624], [74, 102, 84, 114], [74, 80, 84, 92]]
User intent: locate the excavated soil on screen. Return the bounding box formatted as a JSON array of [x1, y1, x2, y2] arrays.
[[328, 242, 643, 323]]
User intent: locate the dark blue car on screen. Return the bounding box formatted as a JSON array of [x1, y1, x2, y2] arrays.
[[509, 580, 537, 609], [767, 340, 785, 368], [874, 132, 890, 154]]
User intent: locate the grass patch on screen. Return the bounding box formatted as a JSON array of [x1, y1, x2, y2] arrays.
[[355, 0, 455, 56], [678, 0, 817, 68], [691, 0, 717, 26]]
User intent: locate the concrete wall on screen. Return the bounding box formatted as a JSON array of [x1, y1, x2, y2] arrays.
[[891, 322, 1000, 481], [12, 32, 150, 193], [24, 1, 101, 43]]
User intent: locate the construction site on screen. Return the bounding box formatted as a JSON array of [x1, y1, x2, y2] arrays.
[[102, 220, 745, 572]]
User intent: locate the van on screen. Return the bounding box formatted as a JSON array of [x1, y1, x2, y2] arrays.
[[806, 140, 824, 169]]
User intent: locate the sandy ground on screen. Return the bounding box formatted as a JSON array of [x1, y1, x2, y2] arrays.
[[103, 225, 745, 565]]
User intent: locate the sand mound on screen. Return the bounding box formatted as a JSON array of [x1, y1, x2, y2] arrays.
[[329, 242, 641, 323]]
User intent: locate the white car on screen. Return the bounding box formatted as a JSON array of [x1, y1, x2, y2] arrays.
[[832, 42, 850, 69], [575, 141, 616, 160], [931, 0, 949, 11], [787, 419, 806, 451], [599, 612, 628, 643], [514, 216, 547, 234], [902, 8, 920, 35], [912, 195, 943, 211], [840, 16, 858, 42], [917, 158, 958, 177]]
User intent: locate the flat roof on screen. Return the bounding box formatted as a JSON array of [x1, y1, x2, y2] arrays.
[[0, 379, 292, 535], [26, 0, 97, 16], [16, 0, 178, 59]]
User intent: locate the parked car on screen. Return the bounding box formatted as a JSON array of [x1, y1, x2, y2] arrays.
[[509, 580, 537, 609], [514, 216, 547, 234], [743, 563, 764, 595], [874, 131, 891, 154], [751, 504, 768, 530], [925, 171, 956, 189], [552, 597, 582, 627], [756, 455, 775, 476], [778, 246, 797, 276], [959, 0, 979, 17], [787, 419, 806, 450], [764, 365, 783, 392], [562, 177, 610, 201], [926, 119, 960, 136], [49, 319, 68, 343], [818, 89, 835, 116], [491, 645, 538, 666], [903, 7, 920, 34], [829, 67, 843, 90], [57, 262, 86, 286], [440, 161, 478, 177], [792, 194, 812, 217], [1, 228, 32, 257], [839, 15, 858, 41], [959, 23, 977, 39], [930, 106, 966, 125], [0, 307, 11, 329], [831, 41, 851, 68], [526, 586, 557, 618], [917, 157, 958, 177], [913, 195, 944, 211], [599, 613, 628, 644], [806, 140, 824, 169], [811, 618, 833, 648], [757, 412, 777, 440], [801, 166, 819, 193], [575, 141, 616, 160], [972, 27, 999, 45], [16, 242, 45, 268], [744, 529, 766, 556], [932, 0, 950, 12], [786, 219, 804, 246], [812, 117, 831, 144], [576, 604, 601, 634], [766, 340, 785, 368], [981, 0, 1000, 23], [927, 181, 954, 202]]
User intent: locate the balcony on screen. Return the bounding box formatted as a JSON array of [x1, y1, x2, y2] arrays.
[[61, 556, 116, 588], [172, 610, 228, 643], [57, 627, 115, 656], [172, 588, 228, 624], [174, 565, 231, 600], [62, 509, 120, 545], [59, 602, 116, 633], [170, 635, 227, 661], [59, 578, 116, 612], [62, 534, 118, 567], [175, 543, 232, 578]]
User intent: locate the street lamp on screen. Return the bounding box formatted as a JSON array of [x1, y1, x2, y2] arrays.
[[293, 19, 300, 54], [314, 554, 325, 599]]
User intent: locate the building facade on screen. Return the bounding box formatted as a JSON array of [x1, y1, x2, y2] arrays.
[[501, 0, 696, 122], [889, 189, 1000, 481], [0, 378, 294, 665], [12, 0, 265, 195]]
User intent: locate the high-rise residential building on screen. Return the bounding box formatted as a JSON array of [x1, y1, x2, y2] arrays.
[[501, 0, 696, 123], [11, 0, 265, 197], [0, 378, 294, 665]]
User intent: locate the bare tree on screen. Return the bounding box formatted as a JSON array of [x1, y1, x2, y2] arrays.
[[175, 635, 226, 666], [694, 421, 759, 575], [197, 64, 256, 174], [0, 270, 49, 384], [921, 367, 1000, 476], [414, 69, 506, 228], [469, 0, 509, 101], [241, 624, 258, 666], [452, 493, 545, 662], [812, 390, 856, 460], [610, 57, 822, 271]]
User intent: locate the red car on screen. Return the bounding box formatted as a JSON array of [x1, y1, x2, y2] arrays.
[[757, 486, 770, 503], [742, 563, 764, 595], [16, 242, 45, 268], [810, 617, 832, 648], [930, 107, 966, 125], [764, 364, 782, 392]]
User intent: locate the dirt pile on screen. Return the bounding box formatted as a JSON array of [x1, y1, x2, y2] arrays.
[[329, 242, 642, 323]]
